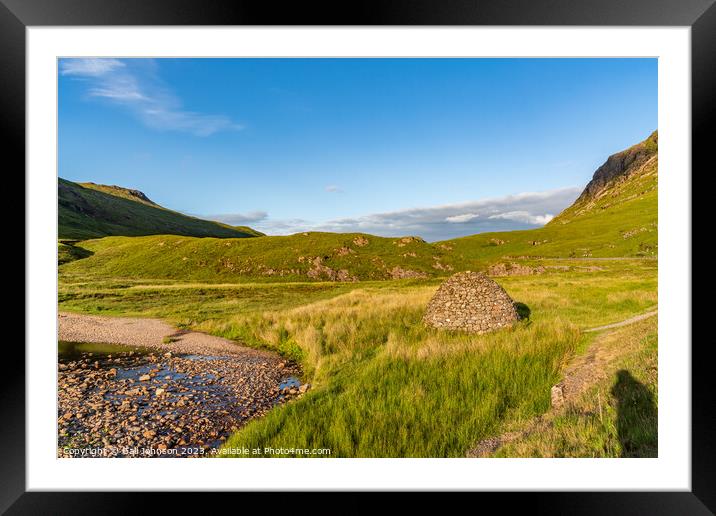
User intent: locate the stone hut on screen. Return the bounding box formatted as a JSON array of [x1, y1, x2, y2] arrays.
[[423, 271, 519, 333]]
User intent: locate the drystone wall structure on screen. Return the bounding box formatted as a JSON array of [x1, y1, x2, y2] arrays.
[[423, 271, 519, 333]]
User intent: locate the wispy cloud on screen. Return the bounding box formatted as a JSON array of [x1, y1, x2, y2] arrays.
[[219, 186, 581, 242], [60, 58, 243, 136], [61, 58, 125, 77], [325, 185, 343, 193]]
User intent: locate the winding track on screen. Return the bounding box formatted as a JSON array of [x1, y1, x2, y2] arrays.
[[467, 307, 658, 457], [584, 308, 658, 333]]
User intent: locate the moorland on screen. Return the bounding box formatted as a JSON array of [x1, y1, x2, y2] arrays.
[[58, 131, 658, 457]]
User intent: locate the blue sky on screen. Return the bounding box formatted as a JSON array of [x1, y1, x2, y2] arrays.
[[58, 58, 657, 241]]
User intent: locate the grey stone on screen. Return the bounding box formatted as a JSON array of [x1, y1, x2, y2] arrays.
[[423, 272, 519, 334]]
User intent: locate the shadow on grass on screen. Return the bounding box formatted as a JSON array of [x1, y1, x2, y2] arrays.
[[611, 369, 658, 457], [514, 302, 531, 320], [58, 242, 94, 265]]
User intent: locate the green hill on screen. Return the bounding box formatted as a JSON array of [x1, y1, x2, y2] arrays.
[[59, 232, 453, 281], [59, 132, 657, 280], [437, 131, 657, 263], [59, 178, 264, 240]]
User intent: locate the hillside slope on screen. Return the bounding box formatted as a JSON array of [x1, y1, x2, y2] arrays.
[[437, 131, 657, 264], [59, 178, 263, 240], [59, 132, 657, 281], [59, 232, 454, 281]]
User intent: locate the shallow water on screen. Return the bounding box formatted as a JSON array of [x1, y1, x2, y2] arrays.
[[57, 341, 302, 458]]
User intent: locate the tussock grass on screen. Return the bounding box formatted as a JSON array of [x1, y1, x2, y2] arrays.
[[57, 263, 656, 457], [219, 288, 580, 457], [227, 342, 576, 457], [494, 317, 658, 457], [58, 260, 656, 457]]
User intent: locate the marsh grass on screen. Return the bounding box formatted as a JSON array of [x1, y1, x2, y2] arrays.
[[218, 289, 580, 457]]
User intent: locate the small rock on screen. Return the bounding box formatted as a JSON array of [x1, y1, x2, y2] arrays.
[[550, 384, 565, 408]]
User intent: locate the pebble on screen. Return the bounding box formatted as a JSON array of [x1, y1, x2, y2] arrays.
[[57, 349, 302, 458]]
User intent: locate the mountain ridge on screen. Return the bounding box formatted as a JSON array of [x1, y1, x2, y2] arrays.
[[59, 178, 263, 240]]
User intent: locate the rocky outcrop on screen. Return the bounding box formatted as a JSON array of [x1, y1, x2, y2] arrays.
[[306, 257, 357, 282], [576, 131, 657, 202], [487, 262, 546, 276], [423, 272, 519, 333], [389, 266, 427, 279]]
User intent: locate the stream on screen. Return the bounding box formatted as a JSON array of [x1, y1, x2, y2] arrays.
[[58, 341, 304, 457]]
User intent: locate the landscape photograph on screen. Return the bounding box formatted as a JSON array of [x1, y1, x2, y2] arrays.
[[57, 57, 658, 459]]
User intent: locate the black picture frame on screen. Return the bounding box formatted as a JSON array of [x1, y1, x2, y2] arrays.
[[5, 0, 710, 512]]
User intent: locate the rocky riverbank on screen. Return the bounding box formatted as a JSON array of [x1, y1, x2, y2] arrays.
[[57, 313, 307, 458]]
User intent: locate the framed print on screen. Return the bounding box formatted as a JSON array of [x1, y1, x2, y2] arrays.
[[5, 0, 713, 512]]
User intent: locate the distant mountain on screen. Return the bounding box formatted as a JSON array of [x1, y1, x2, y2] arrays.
[[59, 178, 264, 240]]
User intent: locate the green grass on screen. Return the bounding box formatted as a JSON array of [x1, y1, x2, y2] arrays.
[[59, 259, 656, 457], [493, 316, 658, 457], [57, 148, 656, 281], [56, 134, 658, 457], [58, 241, 93, 265], [58, 232, 454, 282], [439, 168, 656, 263], [59, 178, 263, 240], [226, 321, 578, 457]]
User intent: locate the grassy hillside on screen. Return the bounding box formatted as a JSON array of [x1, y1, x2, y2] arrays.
[[59, 132, 657, 281], [59, 178, 263, 240], [59, 232, 454, 281], [436, 131, 657, 263]]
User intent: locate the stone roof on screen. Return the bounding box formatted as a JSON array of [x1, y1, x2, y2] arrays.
[[423, 271, 519, 333]]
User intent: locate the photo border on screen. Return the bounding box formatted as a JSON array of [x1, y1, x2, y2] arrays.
[[6, 0, 712, 511]]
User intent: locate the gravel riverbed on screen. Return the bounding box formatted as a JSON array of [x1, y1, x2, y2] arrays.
[[58, 313, 306, 458]]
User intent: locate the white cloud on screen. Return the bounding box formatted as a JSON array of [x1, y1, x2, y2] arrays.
[[488, 211, 554, 225], [445, 213, 480, 223], [236, 186, 581, 241], [325, 185, 343, 193], [60, 58, 243, 136]]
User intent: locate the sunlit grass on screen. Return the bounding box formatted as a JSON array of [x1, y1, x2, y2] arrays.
[[58, 260, 657, 457], [494, 317, 658, 458]]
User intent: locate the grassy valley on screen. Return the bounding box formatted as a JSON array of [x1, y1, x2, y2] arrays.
[[58, 132, 659, 458], [59, 133, 657, 281]]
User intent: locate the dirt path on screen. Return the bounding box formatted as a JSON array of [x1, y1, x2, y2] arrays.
[[59, 311, 275, 359], [584, 309, 657, 333], [467, 308, 657, 458]]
